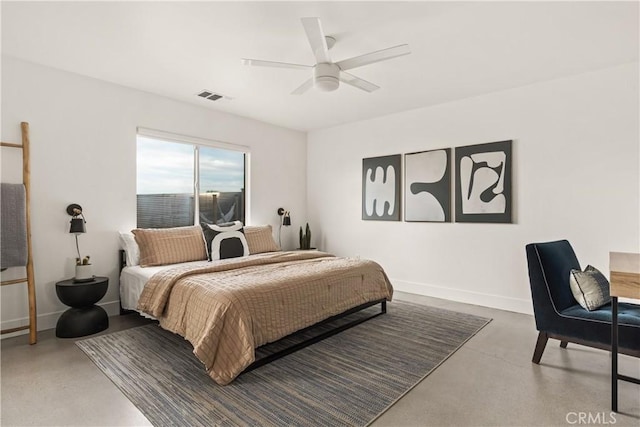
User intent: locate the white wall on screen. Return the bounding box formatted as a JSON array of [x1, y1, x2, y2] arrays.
[[307, 62, 640, 314], [1, 56, 307, 333], [2, 57, 637, 336]]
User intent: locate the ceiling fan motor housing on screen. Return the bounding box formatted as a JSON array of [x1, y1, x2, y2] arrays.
[[313, 63, 340, 92], [242, 18, 410, 94]]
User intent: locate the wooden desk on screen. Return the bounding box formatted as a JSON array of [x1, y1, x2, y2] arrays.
[[609, 251, 640, 412]]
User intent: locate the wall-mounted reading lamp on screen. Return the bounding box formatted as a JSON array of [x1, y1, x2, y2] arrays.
[[67, 204, 86, 261], [277, 207, 291, 248]]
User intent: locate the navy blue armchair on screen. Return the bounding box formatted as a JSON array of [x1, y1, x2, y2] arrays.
[[526, 240, 640, 363]]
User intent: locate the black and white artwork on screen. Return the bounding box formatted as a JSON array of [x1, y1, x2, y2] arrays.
[[455, 140, 512, 223], [404, 149, 451, 222], [362, 154, 401, 221]]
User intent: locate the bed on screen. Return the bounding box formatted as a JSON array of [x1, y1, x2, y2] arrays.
[[119, 225, 393, 385]]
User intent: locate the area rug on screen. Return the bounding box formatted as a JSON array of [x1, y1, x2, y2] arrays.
[[77, 301, 490, 427]]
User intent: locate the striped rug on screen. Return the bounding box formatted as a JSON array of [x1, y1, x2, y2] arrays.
[[77, 301, 490, 427]]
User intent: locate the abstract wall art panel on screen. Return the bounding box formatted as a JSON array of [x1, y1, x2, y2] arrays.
[[404, 149, 451, 222], [362, 154, 401, 221], [455, 140, 512, 223]]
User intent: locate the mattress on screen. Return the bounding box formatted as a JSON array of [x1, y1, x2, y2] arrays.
[[119, 260, 209, 315]]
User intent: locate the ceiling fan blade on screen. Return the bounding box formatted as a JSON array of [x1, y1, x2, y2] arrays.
[[301, 17, 331, 64], [339, 71, 380, 92], [291, 78, 314, 95], [336, 44, 411, 71], [241, 58, 311, 71]]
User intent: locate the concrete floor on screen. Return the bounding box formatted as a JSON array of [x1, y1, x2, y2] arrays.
[[1, 292, 639, 426]]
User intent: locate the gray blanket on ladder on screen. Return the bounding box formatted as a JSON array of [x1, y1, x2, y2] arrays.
[[1, 183, 28, 268]]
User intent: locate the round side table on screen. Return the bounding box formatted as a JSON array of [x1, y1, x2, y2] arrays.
[[55, 276, 109, 338]]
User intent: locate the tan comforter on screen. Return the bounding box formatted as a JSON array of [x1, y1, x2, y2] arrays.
[[137, 251, 393, 384]]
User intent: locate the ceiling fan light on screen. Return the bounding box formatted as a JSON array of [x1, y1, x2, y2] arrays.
[[315, 76, 339, 92], [313, 62, 340, 92]]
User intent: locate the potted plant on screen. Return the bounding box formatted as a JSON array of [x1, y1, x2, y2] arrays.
[[75, 255, 93, 282], [298, 223, 313, 250]]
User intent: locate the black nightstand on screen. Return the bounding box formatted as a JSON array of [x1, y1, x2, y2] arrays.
[[55, 276, 109, 338]]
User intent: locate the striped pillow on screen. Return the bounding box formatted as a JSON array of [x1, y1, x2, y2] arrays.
[[244, 225, 280, 254], [132, 226, 207, 267]]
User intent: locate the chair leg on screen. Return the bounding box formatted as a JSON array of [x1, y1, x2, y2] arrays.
[[560, 341, 568, 349], [532, 331, 548, 364]]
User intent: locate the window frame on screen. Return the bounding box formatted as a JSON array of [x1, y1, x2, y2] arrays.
[[136, 127, 250, 227]]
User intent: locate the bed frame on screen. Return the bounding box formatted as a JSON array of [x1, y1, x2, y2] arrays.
[[118, 250, 387, 373], [245, 298, 386, 373]]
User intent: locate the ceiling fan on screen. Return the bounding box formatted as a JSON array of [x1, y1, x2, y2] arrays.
[[242, 17, 411, 95]]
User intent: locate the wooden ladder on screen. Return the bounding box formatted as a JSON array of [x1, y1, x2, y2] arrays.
[[1, 122, 37, 344]]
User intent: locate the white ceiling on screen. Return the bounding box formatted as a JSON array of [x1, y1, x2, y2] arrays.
[[2, 1, 638, 132]]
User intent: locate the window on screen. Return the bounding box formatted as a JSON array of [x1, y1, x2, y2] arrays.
[[136, 131, 247, 229]]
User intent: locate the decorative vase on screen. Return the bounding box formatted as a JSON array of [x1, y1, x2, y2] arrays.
[[75, 264, 93, 282]]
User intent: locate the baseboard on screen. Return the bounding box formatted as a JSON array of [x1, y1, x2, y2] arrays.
[[3, 282, 533, 339], [391, 279, 533, 315], [1, 300, 122, 339]]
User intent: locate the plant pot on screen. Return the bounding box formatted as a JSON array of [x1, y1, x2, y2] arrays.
[[75, 264, 94, 282]]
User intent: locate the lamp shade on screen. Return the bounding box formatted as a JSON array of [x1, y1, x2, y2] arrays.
[[69, 218, 86, 234], [283, 213, 291, 226]]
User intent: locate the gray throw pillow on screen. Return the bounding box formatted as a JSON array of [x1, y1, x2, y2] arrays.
[[569, 265, 611, 311]]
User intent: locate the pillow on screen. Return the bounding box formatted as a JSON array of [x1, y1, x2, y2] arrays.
[[569, 265, 611, 311], [132, 225, 208, 267], [201, 221, 249, 261], [244, 225, 280, 254], [118, 232, 140, 266]]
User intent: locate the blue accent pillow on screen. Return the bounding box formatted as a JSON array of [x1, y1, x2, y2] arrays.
[[201, 221, 249, 261]]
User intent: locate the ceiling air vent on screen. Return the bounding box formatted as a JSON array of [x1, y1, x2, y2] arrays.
[[196, 90, 228, 102]]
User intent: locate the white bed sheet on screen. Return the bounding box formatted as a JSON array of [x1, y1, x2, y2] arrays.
[[120, 260, 210, 316]]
